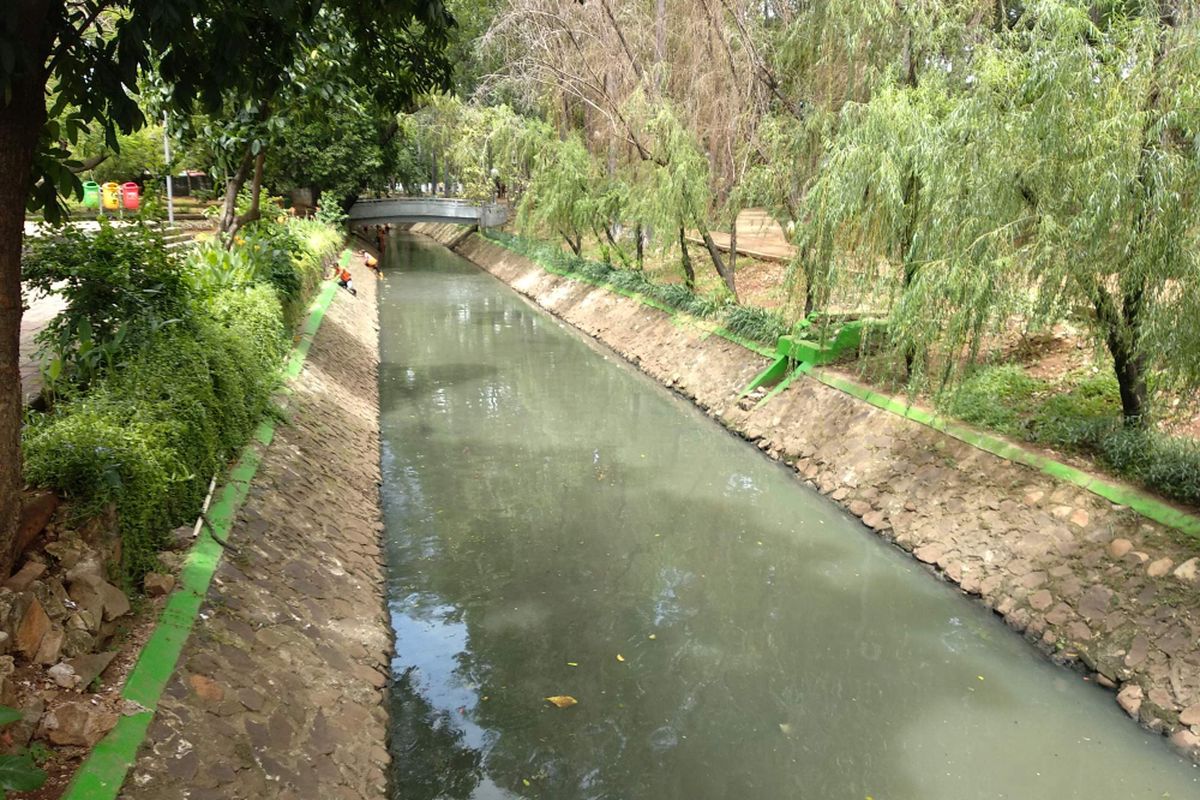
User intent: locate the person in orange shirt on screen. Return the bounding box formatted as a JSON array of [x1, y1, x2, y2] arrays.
[[337, 265, 357, 296]]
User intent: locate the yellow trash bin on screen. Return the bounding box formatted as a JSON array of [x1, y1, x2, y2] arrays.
[[101, 182, 120, 211]]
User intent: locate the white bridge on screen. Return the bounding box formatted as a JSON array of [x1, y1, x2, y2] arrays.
[[348, 197, 509, 227]]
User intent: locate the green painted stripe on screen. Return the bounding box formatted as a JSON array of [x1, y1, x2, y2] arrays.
[[807, 367, 1200, 539], [62, 276, 342, 800], [64, 714, 153, 797], [474, 233, 1200, 541]]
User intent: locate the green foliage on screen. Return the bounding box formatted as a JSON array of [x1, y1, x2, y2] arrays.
[[185, 240, 261, 298], [0, 707, 46, 795], [187, 218, 333, 326], [945, 366, 1044, 436], [720, 305, 789, 346], [72, 125, 167, 185], [1035, 419, 1200, 508], [314, 204, 349, 227], [0, 751, 47, 798], [22, 221, 189, 393], [266, 100, 389, 207], [1030, 374, 1123, 445], [517, 131, 606, 251], [7, 0, 455, 223], [23, 218, 339, 583], [24, 288, 287, 581]]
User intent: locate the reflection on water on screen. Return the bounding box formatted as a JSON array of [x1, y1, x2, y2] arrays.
[[378, 234, 1198, 799]]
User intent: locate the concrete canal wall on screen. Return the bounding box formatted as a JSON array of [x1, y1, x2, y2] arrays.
[[408, 221, 1200, 761]]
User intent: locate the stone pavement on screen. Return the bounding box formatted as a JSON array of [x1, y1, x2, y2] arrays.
[[19, 287, 65, 404], [121, 257, 390, 798]]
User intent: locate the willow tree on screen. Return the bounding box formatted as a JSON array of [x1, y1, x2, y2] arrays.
[[624, 100, 731, 292], [894, 0, 1200, 419], [799, 78, 952, 377], [518, 131, 608, 256], [988, 1, 1200, 424]]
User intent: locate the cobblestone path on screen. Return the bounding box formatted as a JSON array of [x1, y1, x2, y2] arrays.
[[122, 259, 389, 799]]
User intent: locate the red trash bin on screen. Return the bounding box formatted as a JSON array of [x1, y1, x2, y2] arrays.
[[121, 182, 140, 211]]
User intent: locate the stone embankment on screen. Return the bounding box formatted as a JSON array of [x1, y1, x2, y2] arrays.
[[122, 251, 390, 799], [410, 221, 1200, 761]]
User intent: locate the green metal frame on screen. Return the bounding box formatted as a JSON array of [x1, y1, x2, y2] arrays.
[[740, 320, 870, 397]]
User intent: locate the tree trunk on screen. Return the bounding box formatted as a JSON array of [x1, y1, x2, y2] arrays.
[[219, 145, 255, 234], [635, 224, 644, 269], [0, 0, 52, 580], [899, 170, 921, 378], [563, 231, 582, 256], [443, 154, 452, 198], [1095, 285, 1148, 425], [430, 150, 438, 195], [225, 151, 265, 242], [699, 225, 737, 299], [728, 209, 738, 278], [678, 227, 695, 289]]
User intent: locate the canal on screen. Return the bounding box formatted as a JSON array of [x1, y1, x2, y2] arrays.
[[377, 233, 1198, 799]]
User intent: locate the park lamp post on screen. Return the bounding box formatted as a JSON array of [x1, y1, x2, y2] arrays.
[[162, 112, 175, 225]]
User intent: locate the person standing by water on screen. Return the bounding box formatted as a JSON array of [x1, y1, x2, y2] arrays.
[[362, 250, 381, 277]]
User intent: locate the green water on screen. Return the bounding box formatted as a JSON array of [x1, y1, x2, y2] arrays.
[[378, 233, 1198, 799]]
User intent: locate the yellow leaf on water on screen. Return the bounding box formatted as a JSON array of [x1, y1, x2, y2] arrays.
[[647, 634, 657, 640], [616, 654, 625, 662], [523, 779, 531, 786], [545, 695, 578, 708], [566, 662, 578, 667]]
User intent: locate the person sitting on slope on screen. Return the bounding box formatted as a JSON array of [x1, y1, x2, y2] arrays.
[[337, 265, 357, 296]]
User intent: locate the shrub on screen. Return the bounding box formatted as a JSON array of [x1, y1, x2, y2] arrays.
[[22, 221, 189, 392], [21, 215, 334, 583], [645, 282, 721, 318], [721, 304, 789, 345], [23, 287, 286, 581]]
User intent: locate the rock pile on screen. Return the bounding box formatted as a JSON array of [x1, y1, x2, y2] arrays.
[[1, 500, 185, 753]]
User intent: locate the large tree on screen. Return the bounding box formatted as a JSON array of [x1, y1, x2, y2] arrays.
[[0, 0, 453, 578]]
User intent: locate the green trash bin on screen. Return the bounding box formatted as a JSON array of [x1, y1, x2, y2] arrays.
[[82, 181, 100, 209]]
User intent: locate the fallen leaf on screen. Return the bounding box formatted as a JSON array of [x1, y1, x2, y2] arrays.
[[616, 654, 625, 662], [778, 723, 793, 735], [523, 779, 531, 786], [647, 634, 656, 640], [566, 662, 578, 667], [545, 695, 578, 708]]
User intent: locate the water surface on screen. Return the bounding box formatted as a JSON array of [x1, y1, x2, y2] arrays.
[[378, 233, 1198, 799]]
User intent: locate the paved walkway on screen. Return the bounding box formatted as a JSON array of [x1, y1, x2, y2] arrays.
[[688, 209, 796, 263], [20, 288, 65, 404], [121, 259, 389, 799]]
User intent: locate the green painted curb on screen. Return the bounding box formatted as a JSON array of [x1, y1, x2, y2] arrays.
[[472, 232, 1200, 542], [62, 257, 346, 799]]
